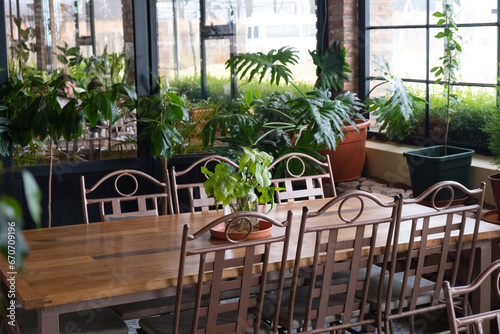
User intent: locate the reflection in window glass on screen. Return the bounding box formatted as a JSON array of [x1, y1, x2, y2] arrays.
[[254, 26, 259, 39], [4, 0, 137, 165]]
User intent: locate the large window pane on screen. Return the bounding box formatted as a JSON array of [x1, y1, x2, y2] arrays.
[[158, 0, 317, 103], [371, 0, 427, 27], [370, 28, 427, 80]]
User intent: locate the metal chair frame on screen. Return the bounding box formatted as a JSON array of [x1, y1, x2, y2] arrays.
[[139, 210, 293, 334], [377, 181, 486, 334], [443, 259, 500, 334], [283, 191, 403, 333], [80, 169, 173, 223], [268, 152, 336, 203], [170, 155, 239, 213]]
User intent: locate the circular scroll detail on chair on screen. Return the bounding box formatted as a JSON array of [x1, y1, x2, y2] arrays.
[[338, 196, 365, 223], [286, 156, 306, 178], [114, 173, 139, 197], [202, 157, 225, 180], [225, 217, 253, 243], [430, 185, 455, 210]]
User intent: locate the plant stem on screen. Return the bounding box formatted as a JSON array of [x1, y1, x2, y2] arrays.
[[365, 81, 388, 102], [48, 137, 53, 228]]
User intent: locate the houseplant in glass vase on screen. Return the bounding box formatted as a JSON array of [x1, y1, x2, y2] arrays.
[[201, 147, 282, 240]]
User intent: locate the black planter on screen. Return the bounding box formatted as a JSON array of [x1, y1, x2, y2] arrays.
[[404, 145, 475, 200]]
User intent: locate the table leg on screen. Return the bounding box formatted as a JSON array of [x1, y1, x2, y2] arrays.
[[38, 308, 59, 334]]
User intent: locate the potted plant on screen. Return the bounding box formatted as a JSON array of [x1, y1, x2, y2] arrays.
[[201, 147, 282, 238], [482, 88, 500, 222], [310, 44, 422, 182], [403, 0, 475, 201], [311, 43, 367, 182], [202, 47, 365, 163]]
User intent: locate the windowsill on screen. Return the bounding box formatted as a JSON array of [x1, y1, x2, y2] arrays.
[[364, 140, 499, 206]]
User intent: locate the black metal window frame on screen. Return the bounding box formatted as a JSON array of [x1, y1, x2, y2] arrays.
[[358, 0, 500, 152]]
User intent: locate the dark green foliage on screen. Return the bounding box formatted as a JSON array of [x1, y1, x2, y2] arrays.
[[0, 162, 42, 270], [309, 42, 352, 92], [226, 46, 299, 86], [367, 56, 424, 141], [137, 93, 188, 159]]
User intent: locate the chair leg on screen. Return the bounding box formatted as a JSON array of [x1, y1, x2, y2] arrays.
[[409, 315, 415, 334]]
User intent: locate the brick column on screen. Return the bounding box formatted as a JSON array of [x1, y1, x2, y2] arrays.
[[122, 0, 135, 85], [33, 0, 46, 71], [328, 0, 358, 94]]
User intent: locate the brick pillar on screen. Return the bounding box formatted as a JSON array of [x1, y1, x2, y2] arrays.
[[33, 0, 46, 71], [328, 0, 358, 94], [122, 0, 135, 85]]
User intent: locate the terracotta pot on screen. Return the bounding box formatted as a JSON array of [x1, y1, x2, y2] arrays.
[[319, 119, 371, 183], [488, 173, 500, 210], [210, 221, 273, 241]]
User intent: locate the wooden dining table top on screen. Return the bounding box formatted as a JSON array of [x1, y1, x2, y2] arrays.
[[2, 196, 500, 313]]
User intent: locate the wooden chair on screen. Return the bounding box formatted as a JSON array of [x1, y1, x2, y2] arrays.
[[171, 155, 239, 213], [268, 152, 336, 203], [80, 169, 173, 223], [139, 210, 294, 334], [443, 259, 500, 334], [0, 281, 128, 334], [370, 181, 486, 334], [264, 190, 403, 332]]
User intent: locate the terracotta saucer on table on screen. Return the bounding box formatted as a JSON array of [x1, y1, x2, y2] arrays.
[[482, 209, 500, 225], [210, 221, 273, 241]]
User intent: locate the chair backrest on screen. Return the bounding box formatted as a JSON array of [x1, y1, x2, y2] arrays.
[[80, 169, 173, 223], [170, 155, 239, 213], [443, 259, 500, 334], [173, 210, 293, 334], [268, 152, 336, 203], [286, 190, 403, 332], [380, 181, 486, 323]]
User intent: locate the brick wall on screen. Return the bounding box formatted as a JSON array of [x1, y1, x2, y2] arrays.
[[33, 0, 45, 71], [328, 0, 358, 93]]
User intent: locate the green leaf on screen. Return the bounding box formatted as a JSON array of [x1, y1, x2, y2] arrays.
[[226, 46, 299, 86], [309, 41, 352, 92]]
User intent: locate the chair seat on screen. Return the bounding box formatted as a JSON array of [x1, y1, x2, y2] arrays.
[[139, 309, 272, 334], [365, 272, 444, 310], [15, 307, 128, 334], [311, 265, 386, 287], [262, 286, 370, 330]]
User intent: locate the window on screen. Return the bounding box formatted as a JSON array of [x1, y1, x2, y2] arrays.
[[3, 0, 137, 166], [156, 0, 318, 102], [363, 0, 498, 152]]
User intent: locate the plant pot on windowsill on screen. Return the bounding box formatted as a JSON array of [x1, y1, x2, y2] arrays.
[[483, 173, 500, 224], [403, 145, 475, 201], [318, 119, 371, 183]]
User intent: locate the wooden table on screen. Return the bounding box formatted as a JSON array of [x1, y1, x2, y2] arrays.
[[2, 197, 500, 334]]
